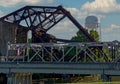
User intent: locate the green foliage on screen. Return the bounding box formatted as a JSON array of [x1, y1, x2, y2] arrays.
[[71, 30, 90, 42], [71, 29, 99, 42], [90, 30, 99, 41], [69, 29, 108, 62], [28, 39, 32, 43]]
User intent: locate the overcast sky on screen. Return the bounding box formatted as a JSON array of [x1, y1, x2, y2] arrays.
[[0, 0, 120, 41]]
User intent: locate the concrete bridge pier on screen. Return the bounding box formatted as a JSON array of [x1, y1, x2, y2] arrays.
[[101, 69, 111, 82], [7, 72, 13, 84], [7, 73, 32, 84], [101, 74, 111, 82]]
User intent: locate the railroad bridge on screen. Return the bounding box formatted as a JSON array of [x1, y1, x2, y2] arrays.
[[0, 6, 120, 84]]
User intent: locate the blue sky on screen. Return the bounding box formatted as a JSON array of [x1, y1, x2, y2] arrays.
[[0, 0, 120, 41]]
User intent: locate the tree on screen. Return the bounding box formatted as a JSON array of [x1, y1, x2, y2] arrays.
[[71, 30, 90, 42], [70, 29, 103, 62], [89, 30, 99, 41], [71, 29, 99, 42]]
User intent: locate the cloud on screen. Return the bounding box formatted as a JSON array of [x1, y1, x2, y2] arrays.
[[65, 0, 120, 21], [66, 7, 88, 19], [0, 10, 4, 17], [101, 24, 120, 41], [66, 8, 80, 16], [81, 0, 120, 14], [0, 0, 54, 7], [65, 5, 105, 20], [111, 24, 120, 29], [48, 20, 78, 39], [103, 24, 120, 33]]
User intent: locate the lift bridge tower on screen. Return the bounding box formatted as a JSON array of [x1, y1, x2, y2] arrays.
[[85, 16, 101, 41]]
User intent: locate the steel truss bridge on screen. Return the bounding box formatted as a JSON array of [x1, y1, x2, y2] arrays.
[[0, 5, 120, 83], [0, 41, 119, 83], [6, 42, 120, 63]]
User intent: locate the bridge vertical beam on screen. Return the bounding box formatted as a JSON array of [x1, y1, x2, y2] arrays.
[[101, 69, 111, 82], [101, 74, 111, 82], [7, 72, 13, 84]]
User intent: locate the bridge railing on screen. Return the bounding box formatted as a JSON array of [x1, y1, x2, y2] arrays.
[[4, 42, 120, 63]]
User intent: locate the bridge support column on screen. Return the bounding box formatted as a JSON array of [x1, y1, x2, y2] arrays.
[[7, 73, 32, 84], [101, 69, 111, 82], [101, 74, 111, 82], [7, 72, 13, 84], [13, 73, 32, 84]]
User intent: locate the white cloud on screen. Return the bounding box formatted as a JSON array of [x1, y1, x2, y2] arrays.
[[48, 20, 78, 39], [101, 24, 120, 41], [0, 10, 4, 17], [65, 0, 120, 21], [65, 6, 105, 20], [111, 24, 120, 29], [66, 8, 80, 15], [103, 24, 120, 33], [0, 0, 54, 7], [66, 7, 88, 19], [81, 0, 120, 14]]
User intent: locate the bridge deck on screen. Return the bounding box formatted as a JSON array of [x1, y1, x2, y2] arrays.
[[0, 62, 120, 75]]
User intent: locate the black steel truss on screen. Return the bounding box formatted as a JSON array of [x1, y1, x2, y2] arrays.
[[0, 5, 94, 42]]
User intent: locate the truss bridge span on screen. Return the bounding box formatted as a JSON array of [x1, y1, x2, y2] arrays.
[[5, 41, 120, 63], [0, 42, 119, 83]]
